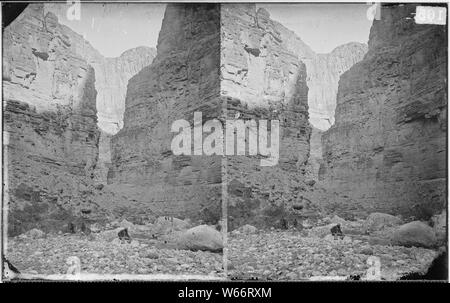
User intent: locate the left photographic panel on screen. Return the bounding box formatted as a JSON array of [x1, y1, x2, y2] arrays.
[[2, 2, 224, 281]]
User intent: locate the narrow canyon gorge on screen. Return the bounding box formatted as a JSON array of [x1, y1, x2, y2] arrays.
[[3, 3, 447, 280]]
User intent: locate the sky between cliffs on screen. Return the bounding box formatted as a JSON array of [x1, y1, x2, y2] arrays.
[[260, 3, 373, 54], [49, 3, 371, 58], [48, 3, 166, 58]]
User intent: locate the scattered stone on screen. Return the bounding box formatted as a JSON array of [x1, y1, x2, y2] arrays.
[[324, 234, 335, 242], [347, 274, 361, 280], [330, 215, 346, 225], [228, 230, 438, 281], [360, 247, 374, 255], [80, 222, 91, 235], [364, 212, 402, 233], [308, 224, 337, 238], [227, 262, 235, 271], [240, 224, 257, 234], [97, 227, 124, 242], [119, 219, 134, 229], [110, 220, 120, 228], [330, 224, 344, 239], [286, 272, 298, 280], [144, 251, 159, 259], [305, 180, 316, 187], [90, 223, 102, 233], [368, 237, 392, 246], [81, 209, 92, 215], [392, 221, 437, 248], [155, 216, 190, 234], [25, 228, 45, 239], [67, 222, 76, 234], [118, 228, 132, 243]]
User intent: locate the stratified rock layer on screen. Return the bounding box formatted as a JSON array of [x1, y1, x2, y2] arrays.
[[320, 4, 447, 219], [3, 4, 102, 235], [109, 4, 222, 222], [221, 5, 319, 229]]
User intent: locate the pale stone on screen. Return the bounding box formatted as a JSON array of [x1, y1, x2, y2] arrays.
[[177, 225, 223, 253], [392, 221, 437, 248]]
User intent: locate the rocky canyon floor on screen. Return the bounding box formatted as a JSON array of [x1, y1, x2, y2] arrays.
[[6, 233, 224, 279], [5, 216, 442, 281], [228, 231, 438, 281]]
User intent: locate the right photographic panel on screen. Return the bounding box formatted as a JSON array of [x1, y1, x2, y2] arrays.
[[221, 3, 448, 281]]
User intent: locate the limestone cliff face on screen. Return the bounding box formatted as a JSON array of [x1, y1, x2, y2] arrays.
[[3, 4, 102, 235], [44, 14, 156, 184], [320, 4, 447, 219], [221, 5, 319, 229], [109, 4, 222, 222]]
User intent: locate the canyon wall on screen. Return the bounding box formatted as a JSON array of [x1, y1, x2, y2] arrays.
[[109, 4, 332, 228], [304, 45, 368, 180], [109, 4, 222, 222], [90, 48, 156, 184], [221, 5, 319, 229], [260, 16, 367, 131], [44, 5, 156, 184], [3, 4, 103, 235], [257, 10, 367, 182], [320, 4, 447, 219]]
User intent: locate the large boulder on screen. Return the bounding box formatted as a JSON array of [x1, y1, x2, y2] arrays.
[[177, 225, 223, 252], [392, 221, 437, 248], [364, 213, 402, 233]]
